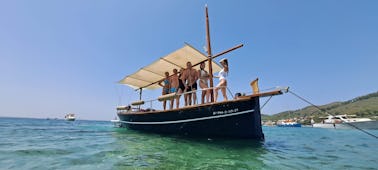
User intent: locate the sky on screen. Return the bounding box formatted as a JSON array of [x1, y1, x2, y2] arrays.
[[0, 0, 377, 120]]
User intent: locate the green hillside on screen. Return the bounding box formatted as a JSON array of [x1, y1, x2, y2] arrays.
[[262, 91, 378, 123]]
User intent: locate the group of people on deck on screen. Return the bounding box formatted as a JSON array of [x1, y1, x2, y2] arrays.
[[159, 58, 229, 110]]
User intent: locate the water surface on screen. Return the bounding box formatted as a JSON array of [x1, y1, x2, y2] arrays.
[[0, 117, 377, 169]]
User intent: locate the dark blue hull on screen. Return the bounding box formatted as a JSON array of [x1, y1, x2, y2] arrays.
[[117, 97, 264, 140]]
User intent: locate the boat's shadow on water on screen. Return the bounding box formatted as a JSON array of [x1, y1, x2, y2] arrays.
[[176, 136, 265, 149], [110, 128, 269, 169], [112, 127, 265, 149]]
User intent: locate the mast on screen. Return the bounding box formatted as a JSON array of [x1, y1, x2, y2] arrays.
[[205, 5, 215, 102]]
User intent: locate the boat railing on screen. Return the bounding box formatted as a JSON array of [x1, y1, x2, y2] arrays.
[[180, 85, 233, 97], [117, 86, 234, 113]]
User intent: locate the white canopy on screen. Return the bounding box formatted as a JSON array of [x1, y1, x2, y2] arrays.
[[119, 44, 222, 90]]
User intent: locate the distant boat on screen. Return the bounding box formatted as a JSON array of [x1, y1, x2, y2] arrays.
[[65, 113, 75, 121], [111, 117, 122, 127], [262, 120, 276, 126], [277, 119, 302, 127], [312, 115, 378, 129]]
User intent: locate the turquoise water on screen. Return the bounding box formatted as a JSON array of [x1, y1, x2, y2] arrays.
[[0, 117, 377, 169]]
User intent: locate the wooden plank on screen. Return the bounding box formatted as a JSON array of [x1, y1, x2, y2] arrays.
[[237, 90, 283, 99]]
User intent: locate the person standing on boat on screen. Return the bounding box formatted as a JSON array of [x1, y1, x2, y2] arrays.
[[198, 62, 210, 104], [159, 72, 170, 110], [177, 68, 187, 107], [214, 58, 229, 102], [184, 61, 198, 106], [170, 69, 179, 109]]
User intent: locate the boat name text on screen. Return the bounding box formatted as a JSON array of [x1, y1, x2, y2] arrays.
[[213, 108, 239, 115]]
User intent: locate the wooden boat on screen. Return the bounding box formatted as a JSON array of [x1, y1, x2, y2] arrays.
[[115, 6, 287, 140]]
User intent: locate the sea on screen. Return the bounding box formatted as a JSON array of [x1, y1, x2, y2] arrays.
[[0, 117, 377, 170]]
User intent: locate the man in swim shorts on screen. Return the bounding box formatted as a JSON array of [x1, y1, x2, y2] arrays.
[[183, 61, 198, 106], [169, 69, 179, 109]]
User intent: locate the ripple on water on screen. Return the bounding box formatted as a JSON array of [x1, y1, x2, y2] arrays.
[[13, 148, 74, 156]]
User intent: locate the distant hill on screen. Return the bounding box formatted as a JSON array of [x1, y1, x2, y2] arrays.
[[262, 91, 378, 123]]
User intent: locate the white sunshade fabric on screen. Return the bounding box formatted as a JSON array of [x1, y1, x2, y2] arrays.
[[118, 44, 222, 90]]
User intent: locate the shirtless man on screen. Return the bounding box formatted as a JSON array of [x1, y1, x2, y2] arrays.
[[183, 62, 198, 106], [177, 68, 187, 107], [169, 69, 179, 109]]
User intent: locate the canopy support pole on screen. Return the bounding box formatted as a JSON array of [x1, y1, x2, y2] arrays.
[[139, 88, 143, 109]]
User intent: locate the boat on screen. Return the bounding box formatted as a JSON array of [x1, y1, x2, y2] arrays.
[[276, 119, 302, 127], [115, 6, 288, 140], [312, 114, 378, 129], [65, 113, 75, 121], [111, 117, 122, 127], [262, 120, 276, 126]]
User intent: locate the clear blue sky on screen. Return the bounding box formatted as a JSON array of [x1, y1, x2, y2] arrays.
[[1, 0, 377, 120]]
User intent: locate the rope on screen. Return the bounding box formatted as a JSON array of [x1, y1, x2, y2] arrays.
[[260, 96, 273, 110], [227, 87, 234, 99], [288, 90, 378, 139]]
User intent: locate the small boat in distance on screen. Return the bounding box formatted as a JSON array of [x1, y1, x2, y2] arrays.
[[111, 117, 122, 127], [312, 114, 378, 129], [65, 113, 75, 121], [276, 119, 302, 127]]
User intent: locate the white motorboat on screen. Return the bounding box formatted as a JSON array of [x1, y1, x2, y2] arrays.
[[65, 113, 76, 121], [312, 115, 377, 129], [110, 117, 122, 127]]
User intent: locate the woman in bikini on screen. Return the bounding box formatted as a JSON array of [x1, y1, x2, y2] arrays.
[[214, 58, 229, 102], [198, 62, 210, 104], [159, 72, 170, 110]]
